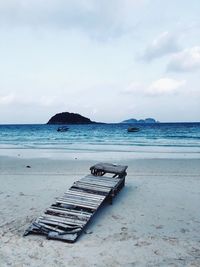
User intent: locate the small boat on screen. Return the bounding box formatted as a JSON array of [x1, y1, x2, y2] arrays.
[[127, 127, 139, 132], [57, 126, 69, 132]]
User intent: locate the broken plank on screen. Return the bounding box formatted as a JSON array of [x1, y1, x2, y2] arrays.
[[56, 199, 98, 210]]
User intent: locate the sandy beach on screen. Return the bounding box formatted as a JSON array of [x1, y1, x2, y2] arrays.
[[0, 156, 200, 266]]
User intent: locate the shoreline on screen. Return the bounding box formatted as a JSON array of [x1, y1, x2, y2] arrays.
[[0, 156, 200, 266], [0, 146, 200, 160]]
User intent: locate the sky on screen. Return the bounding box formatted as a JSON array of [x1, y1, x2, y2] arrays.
[[0, 0, 200, 123]]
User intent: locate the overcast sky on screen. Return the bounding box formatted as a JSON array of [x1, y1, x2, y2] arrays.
[[0, 0, 200, 123]]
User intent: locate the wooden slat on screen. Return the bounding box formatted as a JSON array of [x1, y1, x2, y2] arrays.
[[70, 186, 108, 196], [49, 205, 93, 217], [46, 207, 92, 220], [34, 222, 65, 233], [80, 177, 118, 187], [56, 199, 98, 210], [84, 174, 120, 184], [71, 185, 110, 195], [63, 192, 102, 202], [66, 189, 105, 200], [39, 215, 85, 227], [74, 181, 111, 192], [58, 197, 101, 208]]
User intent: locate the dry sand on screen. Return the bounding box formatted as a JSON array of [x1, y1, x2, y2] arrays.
[[0, 156, 200, 266]]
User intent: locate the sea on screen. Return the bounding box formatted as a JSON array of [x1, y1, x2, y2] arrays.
[[0, 123, 200, 159]]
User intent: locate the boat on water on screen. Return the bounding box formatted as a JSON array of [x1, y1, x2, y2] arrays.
[[57, 126, 69, 132], [127, 127, 140, 132]]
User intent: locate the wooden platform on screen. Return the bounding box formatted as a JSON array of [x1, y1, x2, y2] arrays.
[[24, 162, 128, 243]]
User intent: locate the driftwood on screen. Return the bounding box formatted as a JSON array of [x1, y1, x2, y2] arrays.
[[24, 162, 128, 243]]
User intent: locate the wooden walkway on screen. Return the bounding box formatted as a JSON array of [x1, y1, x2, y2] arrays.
[[24, 162, 128, 243]]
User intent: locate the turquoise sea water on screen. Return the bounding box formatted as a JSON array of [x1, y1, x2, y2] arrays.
[[0, 123, 200, 158]]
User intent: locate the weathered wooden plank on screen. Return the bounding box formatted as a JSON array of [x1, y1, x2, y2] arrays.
[[80, 177, 118, 187], [39, 215, 85, 227], [74, 181, 111, 192], [70, 186, 108, 196], [56, 199, 98, 210], [37, 218, 78, 229], [66, 189, 105, 200], [49, 205, 93, 217], [34, 222, 65, 233], [40, 214, 86, 225], [58, 197, 101, 208], [46, 207, 92, 220], [63, 193, 102, 204], [84, 174, 120, 183], [57, 197, 99, 208]]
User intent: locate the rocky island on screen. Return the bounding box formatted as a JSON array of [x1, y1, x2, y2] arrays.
[[121, 118, 158, 124], [47, 112, 96, 124]]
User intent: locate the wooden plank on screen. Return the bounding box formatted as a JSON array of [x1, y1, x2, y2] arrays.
[[81, 177, 116, 185], [39, 215, 85, 227], [63, 193, 102, 203], [70, 186, 108, 196], [34, 222, 65, 233], [71, 184, 110, 195], [37, 218, 78, 229], [85, 175, 121, 184], [45, 208, 91, 221], [49, 205, 93, 217], [58, 197, 100, 209], [80, 177, 118, 187], [85, 174, 120, 182], [57, 197, 100, 208], [66, 189, 105, 200], [40, 214, 87, 225], [74, 181, 111, 192], [56, 199, 98, 210]]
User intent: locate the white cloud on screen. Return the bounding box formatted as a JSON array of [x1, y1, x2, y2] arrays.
[[147, 78, 186, 96], [167, 46, 200, 72], [141, 31, 180, 61], [0, 92, 65, 108], [0, 93, 15, 105], [124, 78, 186, 96]]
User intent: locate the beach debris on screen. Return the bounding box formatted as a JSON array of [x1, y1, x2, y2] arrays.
[[26, 165, 31, 168], [24, 162, 128, 243]]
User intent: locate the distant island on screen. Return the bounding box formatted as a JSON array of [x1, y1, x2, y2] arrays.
[[47, 112, 96, 124], [121, 118, 158, 124]]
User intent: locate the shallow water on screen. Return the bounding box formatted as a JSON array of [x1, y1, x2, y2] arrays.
[[0, 123, 200, 159]]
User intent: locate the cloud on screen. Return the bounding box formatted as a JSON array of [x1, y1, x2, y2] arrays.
[[0, 92, 65, 108], [147, 78, 185, 96], [167, 46, 200, 72], [0, 93, 15, 105], [141, 31, 180, 61], [124, 78, 186, 96], [0, 0, 146, 39]]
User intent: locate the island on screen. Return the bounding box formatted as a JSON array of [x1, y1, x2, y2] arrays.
[[121, 118, 158, 124], [47, 112, 96, 124]]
